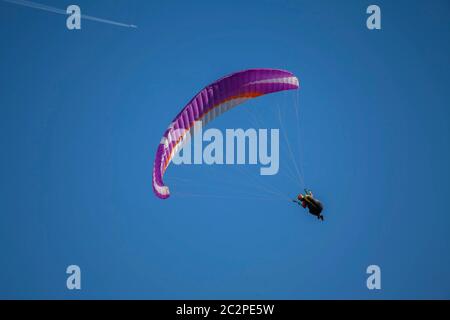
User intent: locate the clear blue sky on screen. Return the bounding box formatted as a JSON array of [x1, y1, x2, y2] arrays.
[[0, 0, 449, 299]]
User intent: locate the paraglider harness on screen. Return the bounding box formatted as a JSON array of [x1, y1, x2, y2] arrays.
[[293, 189, 324, 221]]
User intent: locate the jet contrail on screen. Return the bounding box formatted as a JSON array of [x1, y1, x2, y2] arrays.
[[2, 0, 138, 29]]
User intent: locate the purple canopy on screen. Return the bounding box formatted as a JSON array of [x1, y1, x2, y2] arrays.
[[152, 68, 299, 199]]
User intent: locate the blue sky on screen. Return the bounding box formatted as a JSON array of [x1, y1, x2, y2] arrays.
[[0, 0, 449, 299]]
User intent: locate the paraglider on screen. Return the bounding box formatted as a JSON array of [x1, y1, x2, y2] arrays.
[[152, 68, 300, 199], [293, 189, 324, 221]]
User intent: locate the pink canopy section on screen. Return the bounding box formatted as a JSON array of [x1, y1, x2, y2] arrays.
[[152, 68, 300, 199]]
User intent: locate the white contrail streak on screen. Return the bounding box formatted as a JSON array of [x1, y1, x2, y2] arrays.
[[2, 0, 137, 29]]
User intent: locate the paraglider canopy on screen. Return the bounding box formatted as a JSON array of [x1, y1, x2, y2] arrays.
[[152, 68, 300, 199]]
